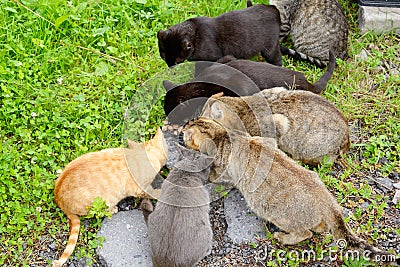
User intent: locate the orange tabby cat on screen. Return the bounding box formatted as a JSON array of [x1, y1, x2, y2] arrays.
[[52, 128, 168, 267]]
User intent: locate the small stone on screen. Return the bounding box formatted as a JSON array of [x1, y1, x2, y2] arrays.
[[48, 243, 56, 250], [388, 172, 400, 180], [167, 125, 173, 131], [342, 208, 351, 218], [162, 125, 168, 131], [376, 177, 393, 191], [173, 130, 178, 136], [392, 190, 400, 205], [393, 182, 400, 190], [356, 49, 369, 61], [378, 157, 389, 165], [360, 202, 370, 209]]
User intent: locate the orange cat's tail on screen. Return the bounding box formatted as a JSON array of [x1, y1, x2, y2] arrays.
[[53, 214, 81, 267]]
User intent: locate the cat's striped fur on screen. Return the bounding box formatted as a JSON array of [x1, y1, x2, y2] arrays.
[[268, 0, 348, 67], [52, 128, 167, 267]]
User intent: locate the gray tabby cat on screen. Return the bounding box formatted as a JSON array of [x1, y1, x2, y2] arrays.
[[140, 145, 213, 267], [201, 87, 350, 166], [266, 0, 348, 67]]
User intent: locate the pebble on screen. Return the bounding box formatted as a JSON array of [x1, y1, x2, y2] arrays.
[[360, 202, 370, 209], [393, 181, 400, 190], [356, 49, 369, 61], [375, 177, 393, 191]]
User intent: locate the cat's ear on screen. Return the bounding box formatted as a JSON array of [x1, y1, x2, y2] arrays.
[[127, 139, 142, 150], [209, 101, 225, 120], [162, 80, 177, 91], [157, 29, 171, 40], [183, 128, 194, 143], [174, 145, 214, 172], [176, 143, 192, 158], [210, 92, 224, 99], [182, 39, 193, 52], [152, 127, 166, 146], [198, 154, 214, 169]]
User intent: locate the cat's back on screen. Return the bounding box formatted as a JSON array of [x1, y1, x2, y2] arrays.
[[262, 89, 349, 164], [55, 148, 126, 188], [158, 168, 210, 209], [213, 4, 280, 30], [221, 4, 279, 20], [238, 136, 333, 213], [224, 59, 314, 91], [54, 148, 130, 215], [147, 169, 212, 267], [265, 89, 346, 122], [290, 0, 348, 59]]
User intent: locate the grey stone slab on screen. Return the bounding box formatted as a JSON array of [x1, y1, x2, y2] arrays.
[[97, 210, 152, 267], [359, 6, 400, 34], [163, 130, 181, 169], [224, 189, 266, 244]]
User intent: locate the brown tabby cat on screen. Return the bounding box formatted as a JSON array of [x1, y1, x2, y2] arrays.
[[201, 87, 350, 165], [52, 128, 168, 267], [265, 0, 348, 67], [183, 118, 399, 265]]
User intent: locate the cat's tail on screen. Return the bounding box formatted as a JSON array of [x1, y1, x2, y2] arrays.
[[312, 50, 336, 94], [280, 45, 327, 68], [52, 214, 81, 267], [330, 211, 400, 266], [140, 198, 154, 225]]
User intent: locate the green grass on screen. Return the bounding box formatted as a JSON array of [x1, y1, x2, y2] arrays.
[[0, 0, 399, 266]]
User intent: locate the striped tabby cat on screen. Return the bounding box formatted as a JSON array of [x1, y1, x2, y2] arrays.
[[267, 0, 348, 67]]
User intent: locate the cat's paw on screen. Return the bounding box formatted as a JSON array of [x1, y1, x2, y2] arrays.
[[140, 198, 153, 224], [140, 198, 153, 213], [52, 260, 62, 267]]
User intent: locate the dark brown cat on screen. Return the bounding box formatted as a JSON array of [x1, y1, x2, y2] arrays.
[[157, 4, 282, 67], [216, 51, 336, 94]]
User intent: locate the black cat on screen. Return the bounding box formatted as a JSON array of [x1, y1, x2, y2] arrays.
[[157, 3, 282, 67], [217, 51, 336, 94]]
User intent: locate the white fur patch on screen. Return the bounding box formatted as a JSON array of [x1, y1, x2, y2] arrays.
[[272, 114, 290, 135], [260, 87, 287, 101]]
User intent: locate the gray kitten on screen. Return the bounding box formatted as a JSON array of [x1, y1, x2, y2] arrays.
[[201, 87, 350, 166], [140, 145, 213, 267], [183, 118, 399, 265], [267, 0, 348, 67]]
